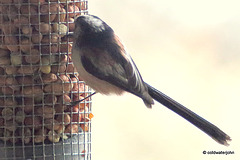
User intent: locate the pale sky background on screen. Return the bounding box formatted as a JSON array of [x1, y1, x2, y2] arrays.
[[87, 0, 240, 160]]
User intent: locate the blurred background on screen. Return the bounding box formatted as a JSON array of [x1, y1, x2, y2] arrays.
[[88, 0, 240, 160]]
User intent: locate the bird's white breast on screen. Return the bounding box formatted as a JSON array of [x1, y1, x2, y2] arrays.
[[71, 46, 124, 95]]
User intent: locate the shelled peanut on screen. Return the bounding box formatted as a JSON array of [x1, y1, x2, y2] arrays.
[[0, 0, 91, 144]]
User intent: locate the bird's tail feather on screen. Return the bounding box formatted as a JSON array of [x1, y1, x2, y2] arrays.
[[146, 83, 231, 146]]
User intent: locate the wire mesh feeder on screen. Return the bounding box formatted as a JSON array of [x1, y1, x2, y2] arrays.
[[0, 0, 91, 159]]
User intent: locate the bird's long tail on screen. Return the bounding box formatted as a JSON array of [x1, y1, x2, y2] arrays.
[[146, 83, 231, 146]]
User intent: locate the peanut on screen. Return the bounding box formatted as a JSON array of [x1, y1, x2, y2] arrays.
[[1, 86, 14, 95], [17, 66, 39, 74], [40, 65, 51, 74], [68, 18, 75, 32], [4, 36, 19, 52], [31, 31, 43, 44], [56, 113, 71, 125], [6, 5, 18, 20], [44, 118, 60, 130], [18, 127, 32, 144], [20, 38, 32, 53], [44, 94, 57, 105], [1, 22, 18, 35], [80, 123, 89, 132], [5, 120, 17, 132], [44, 83, 72, 94], [20, 4, 38, 15], [57, 74, 70, 82], [36, 106, 56, 119], [51, 63, 67, 73], [64, 124, 79, 134], [0, 129, 12, 142], [76, 1, 88, 10], [0, 97, 17, 106], [13, 16, 30, 25], [34, 128, 47, 143], [0, 56, 11, 65], [15, 110, 25, 124], [1, 108, 14, 121], [41, 4, 59, 14], [5, 66, 18, 75], [40, 4, 59, 23], [41, 34, 61, 44], [59, 43, 72, 53], [24, 49, 41, 64], [10, 53, 22, 65], [16, 76, 34, 85], [47, 130, 60, 142], [24, 116, 42, 129], [57, 94, 71, 104], [42, 73, 58, 83], [22, 86, 43, 95], [6, 76, 20, 91], [58, 7, 66, 23], [71, 106, 82, 122], [66, 63, 77, 73], [53, 23, 68, 37], [41, 44, 58, 54], [72, 96, 86, 109], [54, 104, 67, 113], [67, 4, 80, 18], [56, 123, 65, 134], [21, 25, 33, 36], [21, 98, 34, 114], [0, 48, 10, 57], [35, 23, 52, 34]]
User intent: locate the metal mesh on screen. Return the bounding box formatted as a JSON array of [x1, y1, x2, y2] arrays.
[[0, 0, 91, 159]]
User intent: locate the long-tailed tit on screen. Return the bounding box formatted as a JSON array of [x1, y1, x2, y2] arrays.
[[70, 14, 231, 146]]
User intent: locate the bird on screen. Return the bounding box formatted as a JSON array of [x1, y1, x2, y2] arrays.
[[70, 14, 231, 146]]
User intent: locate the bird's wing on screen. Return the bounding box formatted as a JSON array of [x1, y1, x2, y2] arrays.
[[80, 35, 148, 98], [113, 35, 148, 94]]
